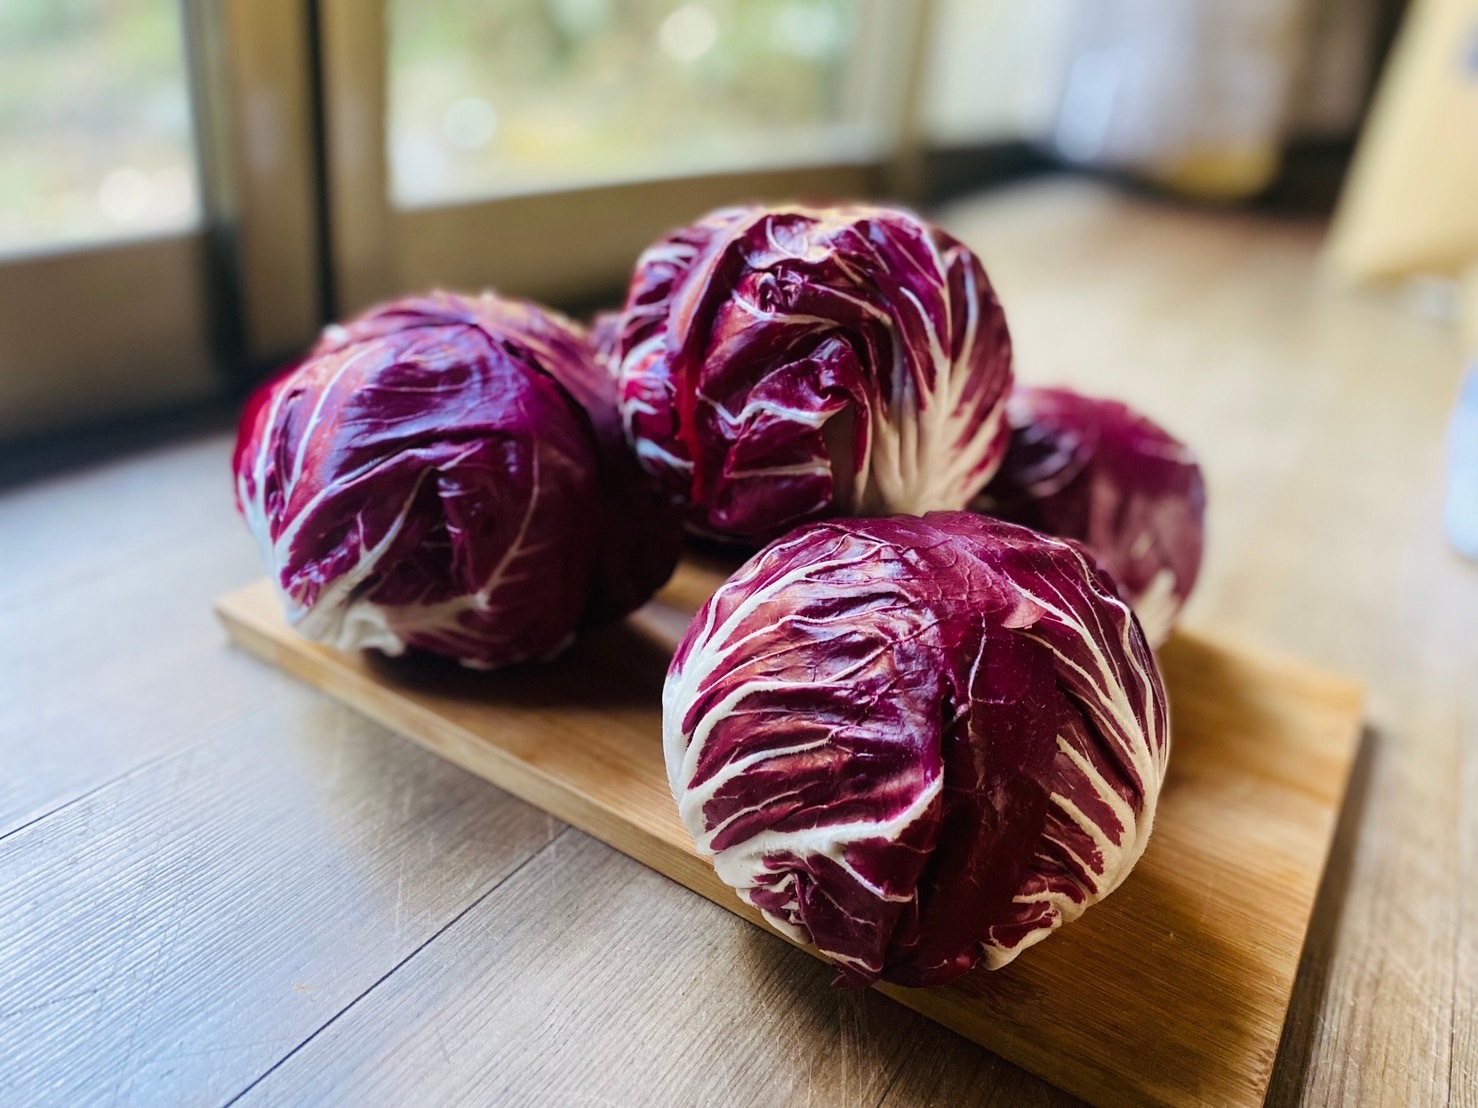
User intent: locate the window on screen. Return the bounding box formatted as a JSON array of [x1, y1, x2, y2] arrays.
[[387, 0, 875, 207], [2, 0, 1036, 443], [0, 0, 199, 256], [319, 0, 923, 313], [0, 0, 321, 442], [0, 0, 212, 441]]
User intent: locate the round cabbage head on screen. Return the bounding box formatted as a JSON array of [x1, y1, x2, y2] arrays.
[[234, 290, 680, 668], [664, 512, 1169, 987], [612, 204, 1014, 545], [972, 386, 1206, 646]]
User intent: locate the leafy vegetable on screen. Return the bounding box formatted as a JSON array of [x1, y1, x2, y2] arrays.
[[664, 512, 1168, 987], [610, 204, 1014, 544], [972, 386, 1206, 645], [234, 291, 680, 668]]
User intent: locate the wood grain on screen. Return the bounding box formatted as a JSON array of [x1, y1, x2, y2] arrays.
[[234, 831, 925, 1108], [877, 1030, 1083, 1108], [0, 693, 558, 1106], [1457, 689, 1478, 1107], [0, 436, 274, 836], [217, 556, 1364, 1108]]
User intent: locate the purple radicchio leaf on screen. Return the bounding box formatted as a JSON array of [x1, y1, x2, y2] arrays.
[[612, 204, 1015, 545], [664, 511, 1169, 987], [233, 290, 680, 669], [972, 386, 1206, 646]]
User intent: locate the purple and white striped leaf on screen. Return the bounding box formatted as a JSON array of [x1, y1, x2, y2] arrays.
[[972, 386, 1206, 646], [233, 291, 680, 669], [612, 205, 1015, 545], [664, 512, 1169, 987]]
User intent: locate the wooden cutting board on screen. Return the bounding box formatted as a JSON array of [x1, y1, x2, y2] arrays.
[[217, 559, 1363, 1108]]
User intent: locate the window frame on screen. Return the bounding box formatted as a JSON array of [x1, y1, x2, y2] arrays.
[[0, 0, 324, 444], [316, 0, 937, 317], [0, 234, 214, 441]]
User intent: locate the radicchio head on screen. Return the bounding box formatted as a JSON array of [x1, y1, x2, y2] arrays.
[[664, 512, 1168, 987], [612, 205, 1014, 545], [234, 290, 680, 668], [972, 386, 1206, 645]]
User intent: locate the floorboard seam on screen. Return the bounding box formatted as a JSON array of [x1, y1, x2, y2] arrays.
[[216, 823, 575, 1107], [872, 1036, 924, 1108], [0, 733, 225, 847]]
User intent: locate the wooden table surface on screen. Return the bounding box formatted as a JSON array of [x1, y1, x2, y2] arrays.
[[2, 178, 1473, 1107]]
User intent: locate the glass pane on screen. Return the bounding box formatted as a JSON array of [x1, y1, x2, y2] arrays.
[[920, 0, 1071, 146], [388, 0, 872, 208], [0, 0, 199, 258]]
